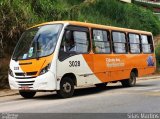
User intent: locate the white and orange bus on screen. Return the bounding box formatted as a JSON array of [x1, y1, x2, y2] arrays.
[[8, 21, 156, 98]]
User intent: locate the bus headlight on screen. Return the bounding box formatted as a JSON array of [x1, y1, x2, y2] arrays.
[[39, 63, 51, 75], [8, 68, 14, 77]]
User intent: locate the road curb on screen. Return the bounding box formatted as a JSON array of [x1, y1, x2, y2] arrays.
[[0, 90, 18, 97], [138, 75, 160, 80], [0, 93, 18, 97]]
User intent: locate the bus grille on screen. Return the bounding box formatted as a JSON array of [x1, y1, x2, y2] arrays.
[[17, 80, 35, 88], [15, 71, 37, 76]]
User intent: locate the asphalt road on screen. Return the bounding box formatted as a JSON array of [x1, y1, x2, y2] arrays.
[[0, 78, 160, 113]]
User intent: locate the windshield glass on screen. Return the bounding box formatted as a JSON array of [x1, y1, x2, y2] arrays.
[[12, 24, 62, 60]]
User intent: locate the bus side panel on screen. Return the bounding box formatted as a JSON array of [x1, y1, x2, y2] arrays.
[[110, 70, 130, 81], [91, 54, 131, 82], [86, 53, 156, 83], [135, 54, 156, 77], [83, 54, 130, 82], [138, 67, 156, 77], [56, 54, 101, 89], [93, 54, 111, 82], [56, 53, 156, 89], [106, 54, 130, 81]]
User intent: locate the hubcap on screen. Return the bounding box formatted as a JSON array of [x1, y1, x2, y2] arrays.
[[63, 82, 71, 93]]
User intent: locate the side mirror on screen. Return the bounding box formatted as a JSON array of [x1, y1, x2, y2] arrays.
[[65, 30, 72, 43]]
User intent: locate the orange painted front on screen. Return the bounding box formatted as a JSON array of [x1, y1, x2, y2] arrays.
[[19, 54, 54, 76]]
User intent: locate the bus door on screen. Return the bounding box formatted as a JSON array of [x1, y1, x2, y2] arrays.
[[57, 25, 94, 86]]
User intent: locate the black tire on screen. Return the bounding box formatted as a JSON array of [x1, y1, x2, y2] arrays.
[[95, 83, 107, 88], [57, 77, 74, 98], [121, 72, 136, 87], [19, 91, 36, 98]]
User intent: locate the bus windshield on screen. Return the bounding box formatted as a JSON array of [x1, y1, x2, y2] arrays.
[[12, 24, 62, 60]]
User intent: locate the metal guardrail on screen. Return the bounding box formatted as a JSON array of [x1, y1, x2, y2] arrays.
[[120, 0, 132, 3], [134, 0, 160, 5]]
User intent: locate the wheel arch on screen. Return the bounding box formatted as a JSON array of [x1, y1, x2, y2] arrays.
[[61, 73, 77, 86], [131, 68, 138, 77]]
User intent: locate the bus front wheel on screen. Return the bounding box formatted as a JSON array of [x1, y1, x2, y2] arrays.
[[121, 72, 136, 87], [57, 77, 74, 98], [19, 91, 36, 98]]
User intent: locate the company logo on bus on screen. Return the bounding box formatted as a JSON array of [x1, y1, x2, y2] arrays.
[[106, 58, 125, 67], [147, 56, 154, 66]]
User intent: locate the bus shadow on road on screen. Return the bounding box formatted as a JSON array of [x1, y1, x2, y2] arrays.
[[73, 86, 123, 97], [23, 83, 156, 100], [33, 85, 124, 100]]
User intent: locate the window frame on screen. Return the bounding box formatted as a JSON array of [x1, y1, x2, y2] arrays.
[[72, 31, 90, 54], [111, 30, 128, 54], [141, 34, 154, 54], [91, 28, 111, 54], [63, 25, 91, 54], [128, 33, 141, 54]]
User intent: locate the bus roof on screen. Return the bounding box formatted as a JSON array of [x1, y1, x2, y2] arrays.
[[29, 21, 152, 35]]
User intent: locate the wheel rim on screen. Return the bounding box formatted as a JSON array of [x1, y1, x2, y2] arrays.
[[63, 82, 71, 93]]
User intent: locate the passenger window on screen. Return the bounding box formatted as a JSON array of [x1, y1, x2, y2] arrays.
[[129, 33, 140, 54], [61, 30, 89, 54], [93, 29, 111, 53], [141, 35, 153, 53], [112, 32, 127, 53], [72, 31, 89, 53]]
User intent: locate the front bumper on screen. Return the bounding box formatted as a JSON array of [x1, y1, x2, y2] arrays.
[[8, 71, 57, 91]]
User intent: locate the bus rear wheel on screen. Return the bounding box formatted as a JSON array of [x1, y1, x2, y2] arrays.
[[19, 91, 36, 98], [121, 72, 136, 87], [57, 77, 74, 98]]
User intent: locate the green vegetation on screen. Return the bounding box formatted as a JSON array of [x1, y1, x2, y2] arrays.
[[0, 0, 160, 55], [155, 43, 160, 69]]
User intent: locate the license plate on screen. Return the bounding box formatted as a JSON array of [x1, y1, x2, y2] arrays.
[[20, 86, 30, 90]]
